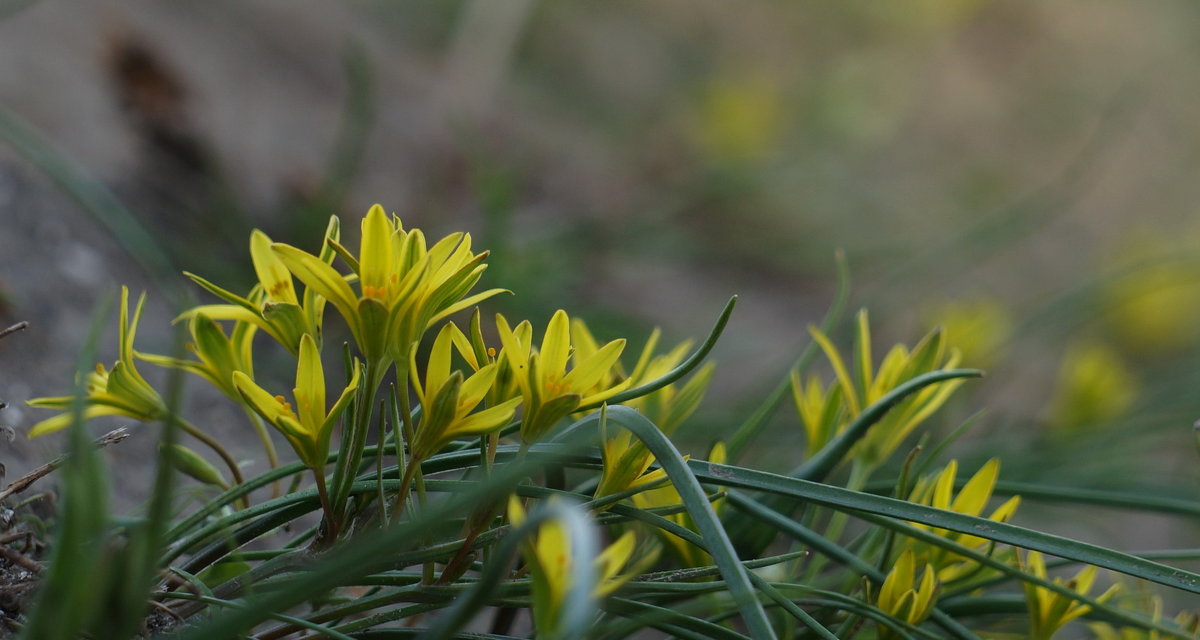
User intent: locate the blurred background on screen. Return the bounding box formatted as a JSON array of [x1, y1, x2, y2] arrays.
[[0, 0, 1199, 555]]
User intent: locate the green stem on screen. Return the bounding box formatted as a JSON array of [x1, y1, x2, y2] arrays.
[[330, 358, 389, 535], [312, 467, 337, 542], [392, 365, 419, 517], [177, 416, 247, 505], [801, 461, 872, 584], [391, 460, 420, 525], [243, 409, 282, 498]]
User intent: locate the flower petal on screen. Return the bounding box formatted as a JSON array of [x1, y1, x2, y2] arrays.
[[251, 230, 299, 305], [272, 242, 359, 329], [539, 310, 572, 384], [359, 204, 394, 299], [293, 334, 325, 435]]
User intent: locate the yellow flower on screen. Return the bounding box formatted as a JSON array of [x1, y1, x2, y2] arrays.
[[798, 309, 964, 466], [1103, 228, 1200, 355], [271, 205, 505, 365], [874, 550, 939, 640], [507, 496, 649, 637], [1047, 341, 1137, 432], [139, 313, 257, 402], [574, 321, 716, 434], [232, 333, 360, 469], [1020, 550, 1119, 640], [692, 72, 783, 164], [903, 459, 1021, 583], [497, 310, 629, 443], [442, 309, 521, 406], [587, 323, 716, 502], [179, 218, 339, 355], [406, 323, 521, 461], [924, 297, 1012, 369], [631, 442, 726, 569], [28, 287, 166, 436]]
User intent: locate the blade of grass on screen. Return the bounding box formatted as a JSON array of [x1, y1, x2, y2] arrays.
[[793, 368, 984, 482], [571, 405, 778, 640], [727, 250, 850, 459], [692, 460, 1200, 599], [19, 296, 114, 640], [578, 296, 736, 411]]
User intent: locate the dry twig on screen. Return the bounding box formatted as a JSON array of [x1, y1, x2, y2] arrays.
[[0, 428, 130, 503], [0, 322, 28, 342]]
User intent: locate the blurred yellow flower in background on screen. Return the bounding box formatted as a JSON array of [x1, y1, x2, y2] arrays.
[[924, 297, 1012, 370], [1103, 228, 1200, 355], [1046, 340, 1137, 432], [692, 73, 783, 164]]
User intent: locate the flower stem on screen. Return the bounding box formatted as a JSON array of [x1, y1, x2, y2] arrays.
[[312, 466, 337, 542], [243, 409, 282, 498], [177, 416, 248, 508]]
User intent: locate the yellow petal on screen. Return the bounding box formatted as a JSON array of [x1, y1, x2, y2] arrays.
[[359, 204, 394, 299], [233, 371, 295, 427], [497, 315, 532, 399], [931, 460, 957, 510], [951, 459, 1000, 516], [272, 243, 359, 329], [447, 397, 521, 440], [251, 230, 299, 305], [539, 310, 572, 384], [879, 550, 916, 614], [809, 325, 861, 415], [459, 363, 499, 408], [28, 405, 126, 437], [293, 334, 325, 434], [563, 338, 626, 395], [426, 323, 457, 396]]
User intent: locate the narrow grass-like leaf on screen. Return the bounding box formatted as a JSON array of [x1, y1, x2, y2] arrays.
[[20, 297, 113, 640], [162, 593, 358, 640], [793, 368, 984, 482], [691, 460, 1200, 597], [570, 406, 778, 639], [602, 597, 752, 640], [855, 512, 1187, 638], [167, 449, 562, 639], [419, 500, 597, 640], [580, 297, 736, 411], [727, 250, 850, 459], [728, 490, 980, 640]]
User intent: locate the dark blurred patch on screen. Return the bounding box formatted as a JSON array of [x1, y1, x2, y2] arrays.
[[103, 33, 252, 285], [108, 35, 209, 179]]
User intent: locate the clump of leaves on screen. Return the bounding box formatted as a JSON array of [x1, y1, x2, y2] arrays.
[[13, 207, 1200, 640]]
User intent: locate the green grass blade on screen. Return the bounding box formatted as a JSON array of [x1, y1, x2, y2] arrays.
[[794, 368, 984, 482], [419, 501, 598, 640], [19, 297, 114, 640], [165, 449, 560, 639], [692, 460, 1200, 596], [579, 296, 736, 411], [576, 405, 778, 639], [727, 250, 850, 459]]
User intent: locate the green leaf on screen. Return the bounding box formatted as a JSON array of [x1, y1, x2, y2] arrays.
[[20, 296, 114, 640], [691, 459, 1200, 597], [565, 406, 778, 640], [582, 296, 736, 411]]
